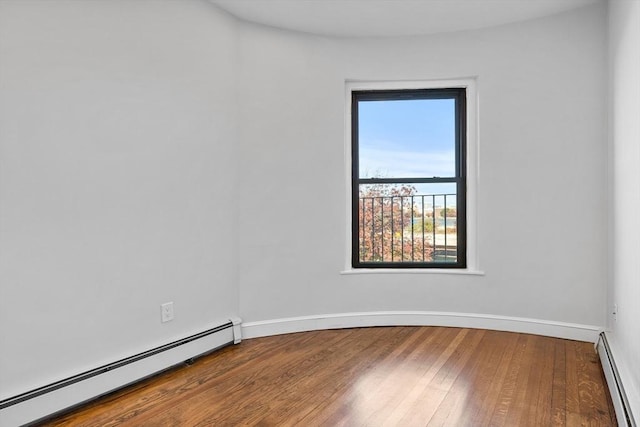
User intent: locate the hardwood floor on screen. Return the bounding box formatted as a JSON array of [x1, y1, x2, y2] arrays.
[[40, 327, 616, 426]]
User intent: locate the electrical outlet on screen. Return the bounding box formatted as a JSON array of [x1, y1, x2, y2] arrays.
[[612, 303, 618, 322], [161, 302, 174, 323]]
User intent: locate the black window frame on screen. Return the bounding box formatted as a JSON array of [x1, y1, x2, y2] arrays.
[[351, 88, 467, 269]]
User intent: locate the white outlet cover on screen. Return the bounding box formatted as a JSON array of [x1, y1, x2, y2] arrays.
[[161, 302, 174, 323]]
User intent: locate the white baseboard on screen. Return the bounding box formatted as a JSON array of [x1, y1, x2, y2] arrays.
[[241, 311, 601, 342], [598, 332, 638, 427], [0, 313, 602, 427], [0, 320, 240, 427]]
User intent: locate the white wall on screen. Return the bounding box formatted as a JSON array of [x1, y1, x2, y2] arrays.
[[237, 5, 608, 327], [0, 0, 613, 414], [0, 0, 239, 399], [609, 0, 640, 415]]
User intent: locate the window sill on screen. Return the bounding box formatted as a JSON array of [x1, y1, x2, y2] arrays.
[[340, 268, 485, 276]]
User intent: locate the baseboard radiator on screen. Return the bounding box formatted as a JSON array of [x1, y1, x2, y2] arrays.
[[0, 318, 242, 427], [597, 332, 637, 427]]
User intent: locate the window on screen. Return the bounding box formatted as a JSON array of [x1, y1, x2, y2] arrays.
[[351, 88, 467, 268]]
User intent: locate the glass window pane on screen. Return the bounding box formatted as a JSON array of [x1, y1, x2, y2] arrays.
[[358, 98, 456, 179], [357, 183, 458, 264]]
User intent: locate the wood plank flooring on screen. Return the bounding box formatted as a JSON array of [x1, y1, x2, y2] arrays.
[[39, 327, 616, 426]]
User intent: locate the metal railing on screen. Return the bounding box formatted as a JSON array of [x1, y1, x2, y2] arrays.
[[358, 193, 457, 263]]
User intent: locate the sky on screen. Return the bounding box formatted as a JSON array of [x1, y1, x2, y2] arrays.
[[358, 97, 457, 197], [358, 98, 456, 179]]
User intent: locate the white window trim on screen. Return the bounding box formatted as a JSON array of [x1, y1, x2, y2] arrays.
[[342, 78, 483, 275]]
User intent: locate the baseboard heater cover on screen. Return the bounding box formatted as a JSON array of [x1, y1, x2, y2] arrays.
[[597, 332, 637, 427], [0, 317, 242, 427]]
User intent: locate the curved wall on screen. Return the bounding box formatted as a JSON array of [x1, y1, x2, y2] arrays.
[[236, 4, 608, 335], [0, 0, 609, 417]]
